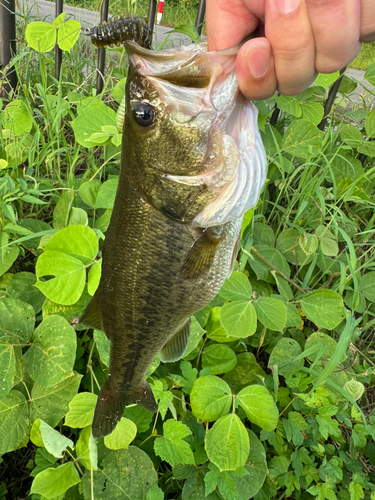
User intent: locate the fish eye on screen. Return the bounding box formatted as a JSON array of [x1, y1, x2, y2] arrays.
[[133, 102, 155, 127]]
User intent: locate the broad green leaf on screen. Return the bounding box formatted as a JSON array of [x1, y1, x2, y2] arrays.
[[146, 484, 164, 500], [206, 307, 238, 343], [274, 95, 302, 117], [190, 375, 232, 422], [232, 430, 268, 499], [359, 272, 375, 301], [6, 272, 45, 313], [224, 352, 266, 394], [285, 303, 302, 327], [320, 237, 339, 257], [365, 108, 375, 138], [104, 417, 137, 450], [276, 228, 312, 266], [38, 419, 74, 457], [314, 72, 340, 87], [25, 315, 76, 387], [0, 246, 19, 276], [30, 372, 82, 427], [299, 233, 319, 254], [25, 21, 56, 52], [42, 289, 90, 324], [219, 272, 252, 301], [237, 385, 279, 431], [340, 123, 363, 147], [301, 290, 345, 329], [268, 337, 303, 376], [68, 207, 88, 226], [250, 244, 290, 280], [64, 392, 97, 428], [0, 298, 35, 344], [123, 406, 153, 434], [202, 344, 237, 375], [282, 412, 308, 447], [31, 448, 58, 476], [252, 223, 275, 246], [72, 101, 117, 148], [183, 316, 205, 358], [94, 329, 110, 366], [282, 119, 323, 159], [52, 11, 66, 27], [344, 379, 365, 401], [31, 462, 80, 499], [365, 63, 375, 85], [4, 100, 33, 135], [350, 483, 364, 500], [44, 225, 98, 265], [253, 297, 287, 331], [82, 447, 158, 499], [0, 344, 15, 400], [220, 301, 257, 338], [0, 389, 29, 454], [57, 20, 81, 51], [274, 274, 294, 301], [301, 102, 324, 125], [305, 332, 339, 362], [205, 414, 249, 471], [53, 189, 74, 229], [79, 179, 101, 207], [154, 419, 195, 467], [88, 259, 102, 295], [76, 425, 95, 470], [35, 250, 86, 305], [94, 178, 119, 209]]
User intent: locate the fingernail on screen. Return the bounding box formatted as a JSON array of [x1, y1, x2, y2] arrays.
[[245, 44, 271, 79], [275, 0, 301, 14]]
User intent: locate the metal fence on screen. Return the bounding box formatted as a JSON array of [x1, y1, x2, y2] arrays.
[[0, 0, 348, 134]]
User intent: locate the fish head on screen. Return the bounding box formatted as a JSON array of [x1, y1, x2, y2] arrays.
[[123, 41, 267, 226]]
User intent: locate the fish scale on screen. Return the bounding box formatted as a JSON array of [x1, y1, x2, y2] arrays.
[[81, 15, 267, 438]]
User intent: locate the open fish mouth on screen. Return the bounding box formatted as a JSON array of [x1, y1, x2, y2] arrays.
[[126, 41, 267, 228]]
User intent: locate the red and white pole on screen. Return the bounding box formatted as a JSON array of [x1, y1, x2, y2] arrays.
[[157, 0, 164, 24]]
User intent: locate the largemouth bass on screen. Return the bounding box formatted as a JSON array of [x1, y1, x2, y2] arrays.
[[81, 25, 267, 438]]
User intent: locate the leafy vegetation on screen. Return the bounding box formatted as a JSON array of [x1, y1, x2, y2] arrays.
[[1, 13, 375, 500]]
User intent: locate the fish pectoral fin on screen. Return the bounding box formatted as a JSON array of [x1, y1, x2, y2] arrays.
[[79, 292, 103, 332], [179, 227, 225, 279], [160, 318, 191, 363]]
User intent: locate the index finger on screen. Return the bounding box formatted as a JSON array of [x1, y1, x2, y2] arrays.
[[206, 0, 261, 51]]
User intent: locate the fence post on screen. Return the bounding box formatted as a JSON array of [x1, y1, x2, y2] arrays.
[[147, 0, 157, 34], [195, 0, 205, 36], [96, 0, 109, 94], [0, 0, 17, 96], [55, 0, 63, 80]]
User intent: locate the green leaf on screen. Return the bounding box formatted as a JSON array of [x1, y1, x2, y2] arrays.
[[25, 21, 56, 51], [190, 375, 232, 422], [237, 385, 279, 431], [57, 20, 81, 51], [205, 307, 238, 343], [53, 189, 74, 229], [359, 272, 375, 301], [0, 389, 29, 454], [250, 244, 290, 280], [365, 63, 375, 85], [277, 228, 312, 266], [202, 344, 237, 375], [88, 259, 101, 296], [68, 207, 88, 226], [223, 352, 266, 394], [300, 102, 324, 125], [220, 301, 257, 338], [219, 272, 252, 301], [76, 425, 95, 470], [31, 462, 80, 499], [274, 95, 302, 117], [94, 178, 119, 209], [44, 225, 98, 265], [35, 250, 86, 305], [365, 108, 375, 138], [282, 412, 308, 446], [282, 120, 323, 159], [0, 298, 35, 344], [30, 372, 82, 427], [205, 414, 249, 471], [52, 11, 66, 27], [301, 290, 345, 329], [299, 233, 319, 254], [78, 179, 101, 208], [64, 392, 97, 428], [184, 316, 205, 358], [37, 419, 74, 458], [340, 123, 363, 147], [252, 223, 275, 246], [314, 72, 340, 87], [154, 419, 195, 467], [93, 329, 109, 366], [344, 379, 365, 401], [6, 272, 45, 313], [350, 482, 364, 500], [253, 297, 287, 331], [0, 246, 19, 276], [82, 447, 158, 499], [25, 315, 76, 387], [72, 101, 117, 148], [123, 405, 154, 433], [104, 417, 137, 450], [4, 100, 33, 135], [268, 337, 303, 376], [0, 343, 15, 400], [305, 332, 338, 361]]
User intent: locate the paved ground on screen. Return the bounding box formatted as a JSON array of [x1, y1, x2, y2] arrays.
[[18, 0, 375, 107]]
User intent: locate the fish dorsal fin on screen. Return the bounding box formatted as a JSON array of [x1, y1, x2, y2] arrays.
[[179, 228, 225, 279], [79, 292, 103, 332], [160, 318, 191, 363]]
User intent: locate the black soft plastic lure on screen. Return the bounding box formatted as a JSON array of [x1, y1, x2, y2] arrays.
[[86, 14, 152, 50]]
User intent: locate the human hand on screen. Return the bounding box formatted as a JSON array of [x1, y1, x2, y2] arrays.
[[206, 0, 375, 100]]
